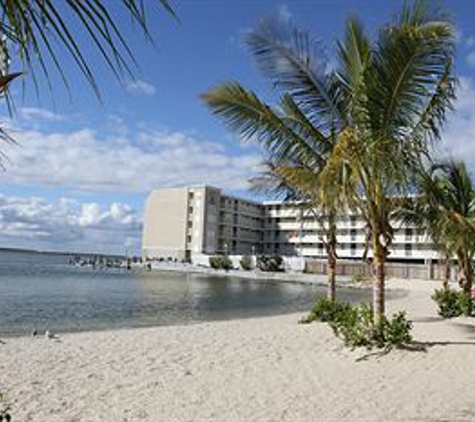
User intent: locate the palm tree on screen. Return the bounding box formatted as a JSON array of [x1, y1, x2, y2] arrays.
[[203, 1, 456, 325], [419, 161, 475, 300], [251, 158, 346, 301], [398, 168, 454, 289]]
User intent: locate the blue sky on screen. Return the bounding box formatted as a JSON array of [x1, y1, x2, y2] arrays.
[[1, 0, 475, 254]]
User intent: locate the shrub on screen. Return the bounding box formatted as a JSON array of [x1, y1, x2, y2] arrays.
[[432, 288, 474, 318], [256, 254, 284, 272], [329, 303, 380, 348], [383, 311, 413, 347], [458, 291, 474, 316], [240, 255, 253, 271], [299, 298, 352, 324], [209, 255, 233, 271], [301, 298, 412, 350]]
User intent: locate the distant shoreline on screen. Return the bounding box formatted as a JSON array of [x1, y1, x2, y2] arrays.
[[150, 261, 366, 288], [0, 246, 125, 259]]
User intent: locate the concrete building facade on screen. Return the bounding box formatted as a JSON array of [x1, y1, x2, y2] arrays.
[[142, 186, 438, 262]]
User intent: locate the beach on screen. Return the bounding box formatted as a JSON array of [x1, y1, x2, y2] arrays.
[[0, 278, 474, 421]]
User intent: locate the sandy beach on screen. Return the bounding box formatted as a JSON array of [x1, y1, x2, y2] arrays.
[[0, 278, 474, 421]]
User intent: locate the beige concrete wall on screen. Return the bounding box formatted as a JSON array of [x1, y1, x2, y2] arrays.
[[142, 188, 190, 260]]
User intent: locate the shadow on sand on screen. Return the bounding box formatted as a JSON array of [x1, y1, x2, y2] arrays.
[[355, 319, 475, 362]]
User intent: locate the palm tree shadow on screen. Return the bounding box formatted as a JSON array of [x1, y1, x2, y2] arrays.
[[408, 340, 475, 350], [356, 338, 475, 362], [410, 316, 443, 323]]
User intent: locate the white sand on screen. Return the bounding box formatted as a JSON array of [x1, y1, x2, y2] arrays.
[[0, 278, 474, 421]]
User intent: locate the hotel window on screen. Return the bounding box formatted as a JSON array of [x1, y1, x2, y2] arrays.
[[405, 243, 412, 257], [350, 229, 357, 241], [350, 215, 357, 226], [188, 221, 193, 228], [188, 192, 194, 200], [405, 228, 413, 241], [318, 243, 324, 256], [187, 235, 192, 243], [188, 206, 193, 214], [351, 243, 356, 256]]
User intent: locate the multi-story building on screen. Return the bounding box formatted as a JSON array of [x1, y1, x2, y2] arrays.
[[142, 185, 438, 262]]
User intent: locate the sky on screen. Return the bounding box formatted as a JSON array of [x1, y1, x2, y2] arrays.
[[1, 0, 475, 255]]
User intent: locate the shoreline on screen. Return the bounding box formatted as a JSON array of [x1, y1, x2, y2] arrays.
[[0, 269, 423, 339], [151, 261, 359, 286]]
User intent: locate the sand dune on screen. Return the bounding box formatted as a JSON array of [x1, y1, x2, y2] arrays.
[[0, 278, 474, 421]]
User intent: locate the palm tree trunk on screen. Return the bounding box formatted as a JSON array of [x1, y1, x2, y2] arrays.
[[372, 236, 386, 326], [327, 246, 336, 301], [442, 252, 450, 290], [462, 259, 473, 315]]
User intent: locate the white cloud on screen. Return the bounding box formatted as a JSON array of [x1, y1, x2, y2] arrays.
[[277, 4, 292, 21], [439, 76, 475, 173], [0, 194, 141, 254], [19, 107, 64, 121], [466, 50, 475, 68], [125, 79, 156, 96], [0, 124, 262, 194]]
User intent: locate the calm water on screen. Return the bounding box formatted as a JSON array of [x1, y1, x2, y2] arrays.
[[0, 250, 374, 336]]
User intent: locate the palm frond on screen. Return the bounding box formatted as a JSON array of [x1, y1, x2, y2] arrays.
[[0, 0, 176, 98], [202, 82, 327, 168], [246, 17, 345, 129]]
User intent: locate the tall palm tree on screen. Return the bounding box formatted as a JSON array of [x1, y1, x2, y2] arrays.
[[251, 158, 346, 301], [422, 161, 475, 300], [398, 168, 454, 289], [203, 1, 456, 325]]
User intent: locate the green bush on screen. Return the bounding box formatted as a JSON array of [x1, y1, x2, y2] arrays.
[[301, 298, 412, 350], [299, 298, 352, 324], [383, 311, 413, 347], [256, 254, 284, 272], [458, 291, 474, 316], [209, 255, 233, 271], [432, 288, 474, 318], [327, 303, 386, 348], [240, 255, 253, 271]]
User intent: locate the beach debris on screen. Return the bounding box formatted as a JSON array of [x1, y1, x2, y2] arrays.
[[31, 328, 38, 337]]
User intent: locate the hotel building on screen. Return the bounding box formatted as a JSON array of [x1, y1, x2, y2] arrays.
[[142, 185, 438, 263]]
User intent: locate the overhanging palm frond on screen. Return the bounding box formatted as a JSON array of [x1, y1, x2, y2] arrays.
[[0, 0, 176, 97]]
